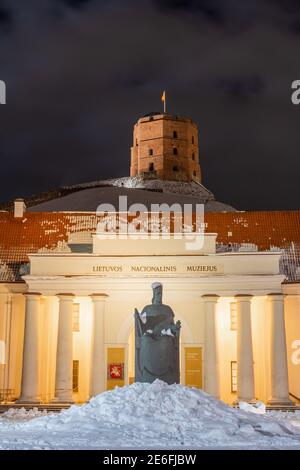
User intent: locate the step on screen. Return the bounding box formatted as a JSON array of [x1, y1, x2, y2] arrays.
[[234, 404, 300, 412], [266, 405, 300, 412], [0, 403, 72, 413]]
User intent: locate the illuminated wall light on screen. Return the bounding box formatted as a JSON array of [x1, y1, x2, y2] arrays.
[[0, 340, 5, 364]]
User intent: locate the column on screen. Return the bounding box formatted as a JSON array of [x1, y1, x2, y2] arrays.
[[18, 293, 41, 403], [53, 294, 74, 403], [268, 293, 294, 406], [236, 294, 255, 402], [90, 294, 108, 397], [202, 295, 220, 398]]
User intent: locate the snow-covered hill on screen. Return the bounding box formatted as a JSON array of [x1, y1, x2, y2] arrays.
[[67, 176, 215, 200], [28, 177, 236, 212]]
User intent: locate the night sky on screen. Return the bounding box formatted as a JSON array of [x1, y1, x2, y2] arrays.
[[0, 0, 300, 211]]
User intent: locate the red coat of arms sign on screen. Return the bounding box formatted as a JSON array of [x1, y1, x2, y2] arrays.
[[108, 364, 124, 379]]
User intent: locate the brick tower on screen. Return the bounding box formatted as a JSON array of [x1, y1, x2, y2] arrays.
[[130, 112, 201, 183]]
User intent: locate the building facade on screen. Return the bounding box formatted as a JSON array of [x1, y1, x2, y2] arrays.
[[0, 213, 299, 406]]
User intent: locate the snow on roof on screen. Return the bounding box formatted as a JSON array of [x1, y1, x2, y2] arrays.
[[0, 210, 300, 282]]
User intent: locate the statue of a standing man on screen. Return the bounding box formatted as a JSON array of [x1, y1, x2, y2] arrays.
[[134, 282, 181, 384]]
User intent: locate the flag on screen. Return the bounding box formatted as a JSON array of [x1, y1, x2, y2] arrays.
[[161, 90, 166, 112]]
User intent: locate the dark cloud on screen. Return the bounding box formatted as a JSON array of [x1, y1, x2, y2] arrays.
[[57, 0, 94, 9], [218, 77, 265, 99], [154, 0, 225, 24], [0, 0, 299, 210], [0, 2, 13, 32]]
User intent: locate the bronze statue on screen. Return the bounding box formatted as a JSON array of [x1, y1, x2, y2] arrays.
[[134, 282, 181, 384]]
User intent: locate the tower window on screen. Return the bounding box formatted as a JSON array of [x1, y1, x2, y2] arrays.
[[192, 136, 194, 144], [173, 166, 179, 172], [149, 162, 154, 172], [73, 360, 79, 393], [148, 148, 153, 156], [173, 147, 178, 155], [230, 303, 237, 331], [72, 303, 80, 332], [231, 361, 237, 393], [173, 130, 178, 139], [192, 153, 195, 161]]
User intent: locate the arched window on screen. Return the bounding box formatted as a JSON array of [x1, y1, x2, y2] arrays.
[[173, 130, 178, 139], [173, 147, 178, 155], [149, 148, 153, 156], [173, 166, 179, 172], [149, 162, 154, 172]]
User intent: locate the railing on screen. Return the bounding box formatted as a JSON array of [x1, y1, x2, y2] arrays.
[[40, 393, 53, 404], [217, 242, 300, 283], [280, 242, 300, 283], [290, 392, 300, 404], [1, 392, 69, 405], [0, 388, 15, 403]]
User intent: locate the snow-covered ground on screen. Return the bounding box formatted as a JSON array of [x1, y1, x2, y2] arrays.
[[0, 380, 300, 450]]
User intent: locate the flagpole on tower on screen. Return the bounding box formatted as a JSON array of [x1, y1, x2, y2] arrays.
[[161, 90, 166, 113]]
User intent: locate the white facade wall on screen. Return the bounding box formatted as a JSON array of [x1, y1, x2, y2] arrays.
[[0, 239, 299, 405]]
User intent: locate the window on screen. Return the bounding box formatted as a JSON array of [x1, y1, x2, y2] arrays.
[[230, 302, 237, 331], [192, 135, 194, 144], [73, 360, 79, 393], [173, 166, 179, 172], [173, 130, 178, 138], [193, 170, 196, 177], [148, 148, 153, 156], [173, 147, 178, 155], [149, 162, 154, 172], [192, 152, 195, 161], [231, 361, 237, 393], [72, 303, 80, 332]]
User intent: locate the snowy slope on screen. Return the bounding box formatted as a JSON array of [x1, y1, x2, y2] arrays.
[[29, 177, 236, 213], [0, 381, 299, 450]]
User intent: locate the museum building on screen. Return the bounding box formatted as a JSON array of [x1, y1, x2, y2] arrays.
[[0, 112, 299, 408]]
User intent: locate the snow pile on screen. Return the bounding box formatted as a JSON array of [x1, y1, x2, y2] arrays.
[[2, 407, 47, 421], [239, 401, 266, 415], [267, 410, 300, 429], [0, 380, 300, 449]]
